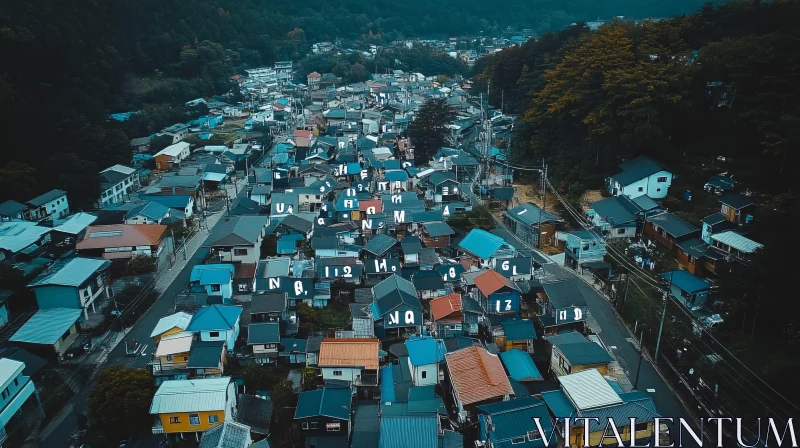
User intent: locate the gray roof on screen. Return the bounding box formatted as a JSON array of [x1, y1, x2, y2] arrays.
[[421, 221, 454, 237], [188, 340, 226, 368], [29, 257, 110, 288], [236, 394, 273, 435], [199, 421, 252, 448], [590, 197, 637, 225], [541, 281, 587, 309], [0, 200, 28, 217], [10, 308, 82, 345], [248, 322, 281, 344], [311, 236, 339, 250], [351, 404, 380, 448], [364, 234, 398, 256], [127, 201, 170, 221], [27, 189, 66, 207], [611, 156, 669, 186], [209, 215, 268, 246], [506, 203, 563, 226], [251, 293, 287, 314], [306, 336, 323, 354], [648, 213, 698, 238], [549, 332, 613, 366], [278, 215, 313, 233], [719, 193, 754, 210]]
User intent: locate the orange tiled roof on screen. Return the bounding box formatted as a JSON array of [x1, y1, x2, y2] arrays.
[[474, 270, 515, 296], [359, 199, 382, 213], [318, 338, 380, 370], [430, 293, 462, 321], [307, 72, 322, 79], [444, 345, 512, 406], [77, 224, 166, 250]]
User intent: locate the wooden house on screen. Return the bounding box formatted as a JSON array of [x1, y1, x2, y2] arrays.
[[474, 270, 521, 316], [419, 221, 455, 248], [547, 332, 612, 376], [504, 203, 563, 248], [537, 282, 588, 336], [719, 193, 755, 224], [643, 212, 699, 250]]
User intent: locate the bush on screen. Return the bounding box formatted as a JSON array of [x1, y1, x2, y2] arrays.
[[128, 255, 156, 275]]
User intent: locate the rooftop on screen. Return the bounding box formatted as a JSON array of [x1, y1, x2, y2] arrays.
[[295, 387, 351, 420], [318, 338, 380, 369], [76, 224, 166, 250], [444, 345, 512, 406], [150, 312, 193, 338], [10, 308, 82, 345], [474, 269, 518, 296], [28, 256, 109, 288], [150, 377, 232, 414]]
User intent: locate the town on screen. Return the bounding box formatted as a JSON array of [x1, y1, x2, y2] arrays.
[[0, 27, 790, 448]]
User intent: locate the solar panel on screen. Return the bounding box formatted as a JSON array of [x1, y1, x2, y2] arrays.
[[89, 230, 123, 238]]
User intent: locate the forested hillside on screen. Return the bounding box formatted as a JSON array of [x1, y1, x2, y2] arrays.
[[475, 0, 800, 399], [0, 0, 715, 206]]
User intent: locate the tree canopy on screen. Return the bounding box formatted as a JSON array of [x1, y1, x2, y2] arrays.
[[408, 98, 456, 164], [87, 366, 155, 440]]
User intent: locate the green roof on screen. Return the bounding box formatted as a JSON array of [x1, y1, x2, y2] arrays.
[[295, 388, 351, 420], [421, 221, 454, 237], [500, 349, 543, 381]]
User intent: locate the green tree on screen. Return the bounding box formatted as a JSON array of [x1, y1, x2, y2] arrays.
[[407, 98, 455, 164], [87, 366, 155, 440], [128, 255, 157, 275]]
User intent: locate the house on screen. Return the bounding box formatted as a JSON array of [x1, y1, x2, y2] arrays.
[[125, 201, 171, 225], [190, 264, 236, 300], [186, 305, 242, 352], [378, 404, 442, 448], [139, 194, 195, 219], [474, 270, 521, 316], [307, 72, 321, 90], [363, 233, 400, 258], [541, 369, 659, 447], [98, 165, 140, 208], [150, 377, 238, 441], [295, 388, 352, 447], [458, 229, 516, 268], [709, 231, 763, 264], [587, 196, 640, 239], [279, 338, 308, 364], [0, 200, 28, 222], [316, 257, 363, 286], [560, 230, 607, 271], [718, 193, 755, 224], [606, 155, 673, 199], [235, 393, 273, 440], [199, 421, 252, 448], [363, 257, 402, 279], [537, 282, 588, 336], [369, 275, 423, 339], [188, 340, 227, 378], [350, 404, 380, 448], [0, 358, 44, 445], [492, 257, 534, 282], [233, 263, 258, 294], [424, 172, 461, 203], [675, 238, 725, 276], [662, 270, 711, 311], [318, 338, 380, 387], [130, 136, 151, 153], [419, 221, 454, 248], [208, 216, 268, 264], [430, 293, 481, 338], [151, 312, 193, 342], [405, 336, 446, 386], [26, 189, 69, 220], [9, 308, 82, 360], [411, 270, 446, 300], [161, 123, 191, 144], [547, 332, 613, 377], [643, 212, 699, 250], [495, 318, 536, 353], [700, 213, 735, 246], [49, 212, 97, 248], [28, 256, 112, 320], [0, 221, 52, 262], [504, 203, 563, 248], [444, 345, 513, 422], [477, 397, 554, 448], [350, 303, 375, 338], [248, 322, 280, 364], [151, 332, 193, 382], [154, 142, 192, 170], [499, 349, 543, 382], [250, 292, 289, 323], [294, 129, 313, 148], [76, 224, 167, 262]]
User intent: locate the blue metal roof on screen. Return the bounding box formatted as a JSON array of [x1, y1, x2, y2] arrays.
[[405, 336, 446, 366], [379, 415, 438, 448], [277, 237, 297, 254], [502, 319, 537, 341], [500, 349, 543, 381], [380, 365, 396, 402], [506, 203, 563, 226], [459, 229, 506, 259], [186, 305, 242, 331], [385, 171, 408, 182], [662, 270, 710, 294], [478, 397, 554, 448], [190, 264, 235, 285], [295, 388, 351, 420]]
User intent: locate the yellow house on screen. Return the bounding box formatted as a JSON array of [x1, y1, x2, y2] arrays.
[[150, 312, 193, 342], [153, 332, 193, 373], [541, 369, 660, 448], [150, 377, 237, 442]]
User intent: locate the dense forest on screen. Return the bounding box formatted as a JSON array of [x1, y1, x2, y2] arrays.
[[475, 0, 800, 401], [0, 0, 715, 206]]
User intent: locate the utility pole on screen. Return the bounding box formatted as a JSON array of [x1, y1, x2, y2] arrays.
[[620, 274, 631, 312], [654, 275, 673, 361], [634, 327, 646, 390], [537, 163, 547, 249]]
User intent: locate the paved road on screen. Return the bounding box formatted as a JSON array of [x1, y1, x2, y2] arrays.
[[42, 184, 248, 448]]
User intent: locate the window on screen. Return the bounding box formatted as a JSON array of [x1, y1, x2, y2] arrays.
[[238, 283, 249, 292], [637, 186, 644, 192], [234, 248, 248, 256], [310, 422, 319, 430], [13, 378, 18, 386], [635, 422, 649, 432], [166, 354, 174, 361], [1, 388, 8, 399], [582, 244, 589, 251], [169, 416, 181, 424], [657, 176, 668, 183], [209, 331, 220, 338], [302, 422, 309, 430], [61, 329, 72, 342], [195, 369, 205, 375], [326, 422, 341, 431], [209, 415, 219, 424], [656, 188, 662, 192], [421, 371, 427, 379], [616, 228, 626, 235], [189, 414, 200, 425], [527, 431, 542, 441], [433, 237, 439, 242], [332, 370, 343, 376], [211, 284, 221, 292], [511, 437, 525, 444]]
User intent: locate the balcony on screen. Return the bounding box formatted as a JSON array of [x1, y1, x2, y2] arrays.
[[354, 372, 379, 387], [152, 419, 165, 434]]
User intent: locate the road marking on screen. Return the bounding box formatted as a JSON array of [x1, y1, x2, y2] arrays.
[[610, 346, 617, 349], [647, 388, 656, 393]]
